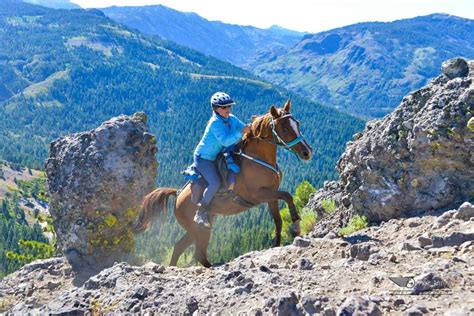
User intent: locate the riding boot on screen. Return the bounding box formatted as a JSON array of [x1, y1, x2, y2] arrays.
[[194, 202, 211, 229]]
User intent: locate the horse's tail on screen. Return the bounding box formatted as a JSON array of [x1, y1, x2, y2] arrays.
[[134, 188, 178, 233]]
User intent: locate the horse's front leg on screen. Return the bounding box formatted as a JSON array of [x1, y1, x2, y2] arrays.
[[268, 201, 282, 246], [254, 188, 301, 237]]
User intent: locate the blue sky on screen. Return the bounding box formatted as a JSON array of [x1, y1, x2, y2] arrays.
[[71, 0, 474, 33]]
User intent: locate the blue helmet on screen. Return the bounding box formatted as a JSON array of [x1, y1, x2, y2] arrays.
[[210, 92, 236, 108]]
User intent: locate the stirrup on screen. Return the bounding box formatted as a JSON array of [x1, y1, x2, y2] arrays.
[[194, 209, 211, 229]]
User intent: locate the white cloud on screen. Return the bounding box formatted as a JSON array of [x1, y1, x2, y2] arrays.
[[70, 0, 474, 33]]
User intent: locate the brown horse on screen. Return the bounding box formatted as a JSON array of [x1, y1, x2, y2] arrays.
[[135, 100, 313, 267]]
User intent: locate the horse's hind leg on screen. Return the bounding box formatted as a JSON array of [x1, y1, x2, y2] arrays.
[[194, 228, 212, 268], [170, 231, 193, 266], [268, 201, 282, 247]]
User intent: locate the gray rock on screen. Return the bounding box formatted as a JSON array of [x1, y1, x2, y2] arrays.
[[324, 231, 338, 239], [337, 294, 382, 316], [407, 221, 421, 228], [271, 291, 300, 315], [452, 256, 467, 263], [454, 202, 474, 220], [84, 276, 100, 290], [298, 258, 313, 270], [393, 298, 405, 307], [47, 281, 61, 290], [323, 308, 336, 316], [293, 237, 311, 247], [49, 307, 87, 316], [152, 265, 165, 274], [368, 253, 383, 265], [309, 58, 474, 235], [413, 305, 428, 313], [234, 286, 251, 295], [250, 308, 263, 316], [124, 298, 140, 312], [413, 272, 449, 294], [132, 285, 148, 300], [403, 307, 424, 316], [350, 243, 378, 261], [301, 295, 322, 314], [442, 58, 469, 79], [417, 236, 432, 248], [45, 113, 157, 270], [401, 242, 422, 251], [186, 296, 199, 314], [22, 257, 65, 273], [431, 232, 474, 248], [433, 209, 457, 228]]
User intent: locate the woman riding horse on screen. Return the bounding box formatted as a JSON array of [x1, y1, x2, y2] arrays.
[[136, 99, 312, 267], [193, 92, 251, 228]]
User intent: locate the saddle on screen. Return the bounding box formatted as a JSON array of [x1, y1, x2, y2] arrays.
[[182, 151, 253, 208]]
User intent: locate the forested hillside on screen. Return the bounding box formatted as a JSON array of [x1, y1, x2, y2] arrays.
[[0, 0, 364, 267], [250, 14, 474, 118], [0, 161, 53, 277], [102, 5, 305, 67], [0, 0, 364, 190]]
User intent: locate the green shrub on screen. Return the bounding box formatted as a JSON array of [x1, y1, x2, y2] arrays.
[[320, 199, 336, 214], [338, 215, 368, 236], [6, 239, 56, 265]]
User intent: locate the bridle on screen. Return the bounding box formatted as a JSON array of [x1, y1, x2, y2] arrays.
[[236, 112, 307, 176], [268, 113, 306, 159]]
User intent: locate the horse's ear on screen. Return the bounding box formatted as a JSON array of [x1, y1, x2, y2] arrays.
[[270, 105, 279, 118], [283, 99, 291, 112]]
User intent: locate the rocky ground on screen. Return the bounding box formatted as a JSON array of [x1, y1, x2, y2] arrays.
[[1, 202, 472, 315]]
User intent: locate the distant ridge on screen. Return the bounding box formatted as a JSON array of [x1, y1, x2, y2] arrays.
[[250, 13, 474, 118], [23, 0, 80, 9], [101, 5, 305, 67]]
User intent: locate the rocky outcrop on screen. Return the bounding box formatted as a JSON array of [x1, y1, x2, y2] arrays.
[[1, 202, 472, 314], [45, 112, 157, 270], [309, 58, 474, 236]]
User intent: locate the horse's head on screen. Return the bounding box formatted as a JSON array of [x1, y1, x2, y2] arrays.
[[251, 100, 313, 161]]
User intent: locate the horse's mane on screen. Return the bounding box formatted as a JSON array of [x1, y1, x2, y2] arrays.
[[239, 113, 269, 149], [239, 106, 290, 149]]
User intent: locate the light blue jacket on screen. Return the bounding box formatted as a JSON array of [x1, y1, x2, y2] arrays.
[[194, 113, 246, 160]]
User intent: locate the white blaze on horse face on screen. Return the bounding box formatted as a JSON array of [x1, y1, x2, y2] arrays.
[[289, 117, 301, 137], [289, 116, 312, 159]]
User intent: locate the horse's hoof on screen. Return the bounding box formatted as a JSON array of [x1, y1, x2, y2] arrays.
[[290, 220, 301, 237], [272, 237, 281, 247]]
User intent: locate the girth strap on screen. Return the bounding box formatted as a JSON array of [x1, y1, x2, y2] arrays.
[[230, 192, 255, 208], [216, 189, 255, 208]]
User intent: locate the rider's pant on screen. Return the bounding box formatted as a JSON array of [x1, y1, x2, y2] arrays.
[[194, 155, 220, 206]]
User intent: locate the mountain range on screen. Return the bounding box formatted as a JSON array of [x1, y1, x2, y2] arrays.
[[102, 5, 305, 67], [98, 6, 474, 118], [251, 14, 474, 118]]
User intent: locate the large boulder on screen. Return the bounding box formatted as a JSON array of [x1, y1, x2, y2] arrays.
[[45, 112, 157, 269], [309, 58, 474, 235]]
